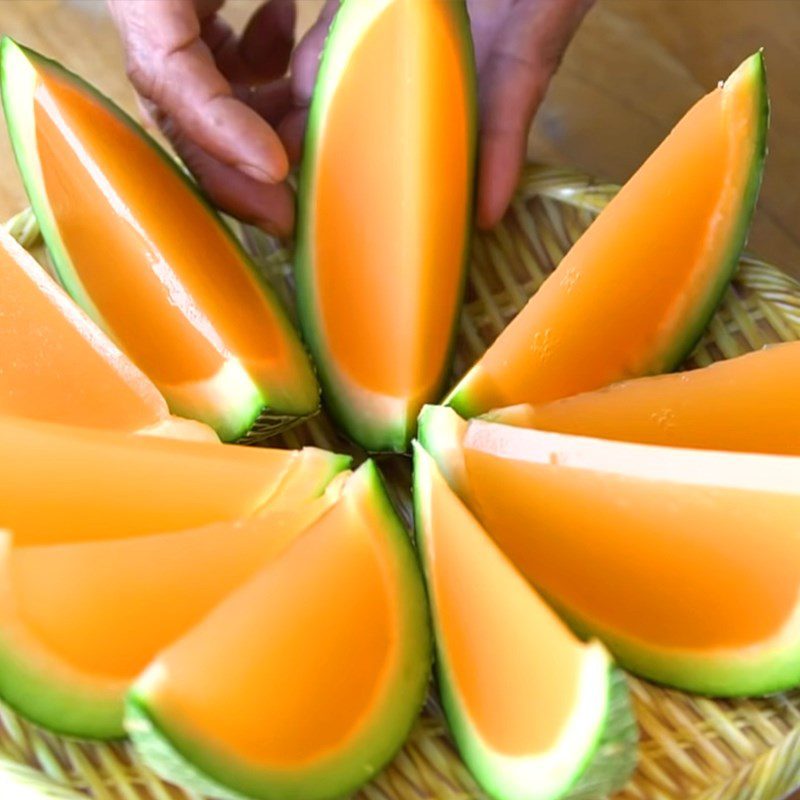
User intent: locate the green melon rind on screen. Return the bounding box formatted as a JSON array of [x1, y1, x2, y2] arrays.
[[417, 404, 471, 500], [0, 37, 319, 442], [437, 666, 637, 800], [0, 534, 127, 739], [446, 52, 768, 420], [0, 661, 123, 741], [0, 637, 124, 740], [0, 451, 351, 741], [546, 597, 800, 698], [418, 405, 800, 697], [294, 0, 477, 453], [125, 460, 433, 800], [412, 445, 637, 800], [561, 668, 638, 800], [653, 50, 768, 375]]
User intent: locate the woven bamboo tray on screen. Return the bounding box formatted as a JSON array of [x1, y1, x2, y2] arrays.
[[3, 164, 800, 800]]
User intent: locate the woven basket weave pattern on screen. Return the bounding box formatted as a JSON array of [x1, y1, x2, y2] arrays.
[[2, 165, 800, 800]]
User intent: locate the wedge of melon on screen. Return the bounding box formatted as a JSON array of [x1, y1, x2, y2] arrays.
[[0, 224, 216, 441], [0, 415, 349, 545], [295, 0, 476, 452], [447, 53, 768, 418], [127, 461, 431, 800], [413, 445, 636, 800], [421, 407, 800, 696], [0, 39, 318, 442], [0, 473, 344, 739], [485, 341, 800, 455]]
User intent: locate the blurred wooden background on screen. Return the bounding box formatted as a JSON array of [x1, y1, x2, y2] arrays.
[[0, 0, 797, 274]]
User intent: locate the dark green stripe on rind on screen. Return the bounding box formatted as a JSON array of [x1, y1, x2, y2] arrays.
[[294, 1, 477, 453], [126, 461, 432, 800], [0, 37, 319, 441]]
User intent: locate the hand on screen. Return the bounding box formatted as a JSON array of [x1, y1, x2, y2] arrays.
[[287, 0, 594, 229], [108, 0, 297, 237]]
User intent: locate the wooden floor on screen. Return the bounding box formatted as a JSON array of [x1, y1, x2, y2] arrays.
[[0, 0, 798, 275]]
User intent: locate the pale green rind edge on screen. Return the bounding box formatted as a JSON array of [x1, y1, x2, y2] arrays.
[[411, 445, 637, 800], [126, 461, 433, 800], [125, 699, 253, 800], [0, 641, 125, 740], [0, 531, 125, 739], [437, 667, 636, 800], [655, 50, 769, 374], [294, 0, 477, 452], [417, 404, 471, 501], [561, 668, 638, 800], [0, 37, 320, 441], [0, 454, 350, 741], [446, 51, 769, 419], [551, 598, 800, 698], [418, 406, 800, 697]]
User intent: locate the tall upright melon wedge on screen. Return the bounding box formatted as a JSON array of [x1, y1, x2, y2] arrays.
[[127, 461, 431, 800], [0, 415, 349, 545], [0, 476, 345, 739], [0, 39, 318, 442], [447, 53, 768, 418], [0, 225, 215, 441], [485, 341, 800, 455], [420, 406, 800, 696], [413, 446, 636, 800], [295, 0, 476, 452]]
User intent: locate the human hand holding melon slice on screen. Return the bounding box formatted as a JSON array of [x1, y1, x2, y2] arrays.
[[107, 0, 593, 234]]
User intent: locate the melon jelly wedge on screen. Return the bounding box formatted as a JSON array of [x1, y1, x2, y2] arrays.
[[485, 341, 800, 455], [0, 415, 348, 545], [295, 0, 476, 451], [0, 224, 215, 440], [0, 474, 346, 739], [127, 461, 430, 800], [0, 39, 318, 442], [420, 406, 800, 696], [447, 53, 768, 418], [413, 446, 636, 800]]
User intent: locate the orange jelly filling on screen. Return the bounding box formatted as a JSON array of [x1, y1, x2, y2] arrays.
[[465, 434, 800, 650], [0, 229, 165, 430], [34, 70, 288, 387], [313, 0, 470, 398]]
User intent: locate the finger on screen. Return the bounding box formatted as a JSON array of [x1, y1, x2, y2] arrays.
[[239, 0, 296, 82], [163, 111, 295, 236], [235, 78, 294, 127], [476, 0, 594, 228], [477, 53, 549, 229], [135, 94, 158, 130], [290, 0, 340, 106], [193, 0, 225, 19], [111, 0, 288, 183], [201, 0, 295, 85], [198, 13, 243, 81], [276, 107, 308, 164]]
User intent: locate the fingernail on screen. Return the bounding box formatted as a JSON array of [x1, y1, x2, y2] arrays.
[[239, 162, 277, 183], [239, 156, 288, 184]]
